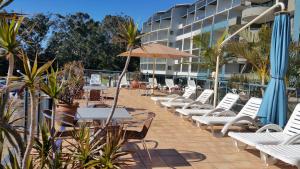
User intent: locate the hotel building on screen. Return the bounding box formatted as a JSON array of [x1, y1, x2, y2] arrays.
[[140, 0, 298, 80]]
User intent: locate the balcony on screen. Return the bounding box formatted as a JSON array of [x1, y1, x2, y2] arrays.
[[213, 20, 228, 30], [195, 13, 205, 21], [196, 0, 206, 9], [242, 6, 273, 23], [217, 3, 231, 13]]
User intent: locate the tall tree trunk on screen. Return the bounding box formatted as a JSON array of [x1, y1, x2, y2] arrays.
[[51, 100, 57, 158], [6, 53, 14, 87], [1, 53, 14, 115], [105, 48, 132, 126], [22, 89, 37, 169]]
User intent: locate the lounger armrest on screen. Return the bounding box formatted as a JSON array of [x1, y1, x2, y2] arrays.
[[167, 94, 179, 98], [168, 96, 184, 102], [282, 134, 300, 145], [256, 124, 283, 133], [182, 100, 203, 109], [215, 110, 237, 117], [221, 116, 258, 136], [203, 108, 226, 117]]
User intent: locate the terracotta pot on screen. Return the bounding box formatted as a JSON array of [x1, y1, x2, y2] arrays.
[[130, 80, 139, 89], [56, 102, 79, 125]]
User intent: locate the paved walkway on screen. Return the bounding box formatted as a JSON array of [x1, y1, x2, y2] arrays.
[[104, 88, 296, 169]]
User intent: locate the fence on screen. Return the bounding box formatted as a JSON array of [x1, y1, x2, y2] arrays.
[[20, 70, 300, 141]]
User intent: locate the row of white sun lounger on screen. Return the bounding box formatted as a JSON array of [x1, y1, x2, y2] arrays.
[[151, 89, 300, 169]]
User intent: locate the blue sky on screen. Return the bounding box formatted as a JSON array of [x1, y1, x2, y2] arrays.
[[7, 0, 195, 24]]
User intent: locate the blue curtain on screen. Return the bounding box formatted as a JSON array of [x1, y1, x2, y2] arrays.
[[257, 13, 291, 127]]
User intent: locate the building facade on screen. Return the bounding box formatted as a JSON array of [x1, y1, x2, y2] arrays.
[[140, 0, 298, 80]]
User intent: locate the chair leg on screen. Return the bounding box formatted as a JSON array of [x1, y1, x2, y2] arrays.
[[260, 151, 277, 166], [210, 125, 214, 135], [142, 139, 151, 161], [233, 139, 247, 152]]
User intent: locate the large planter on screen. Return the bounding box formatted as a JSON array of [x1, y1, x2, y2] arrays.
[[56, 102, 79, 125], [130, 80, 139, 89]]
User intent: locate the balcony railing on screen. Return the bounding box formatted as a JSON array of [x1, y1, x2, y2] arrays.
[[188, 5, 196, 13], [161, 12, 171, 19], [207, 0, 217, 5]]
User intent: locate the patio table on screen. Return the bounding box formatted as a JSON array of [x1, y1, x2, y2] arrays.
[[83, 85, 108, 106], [76, 108, 132, 123]]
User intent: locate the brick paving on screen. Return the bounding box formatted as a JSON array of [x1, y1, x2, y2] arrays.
[[100, 88, 296, 169]]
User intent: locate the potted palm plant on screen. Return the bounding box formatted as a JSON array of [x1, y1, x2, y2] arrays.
[[57, 61, 84, 116]]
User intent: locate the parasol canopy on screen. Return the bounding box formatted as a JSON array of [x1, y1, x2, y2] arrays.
[[118, 43, 195, 94]]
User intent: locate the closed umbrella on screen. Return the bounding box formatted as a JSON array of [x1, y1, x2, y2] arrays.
[[119, 43, 195, 94], [257, 12, 291, 127]]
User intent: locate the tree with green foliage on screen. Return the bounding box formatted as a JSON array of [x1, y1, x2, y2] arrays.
[[20, 13, 53, 59], [193, 31, 233, 72], [226, 25, 272, 87]]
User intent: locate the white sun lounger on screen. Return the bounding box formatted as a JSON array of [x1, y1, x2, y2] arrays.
[[228, 103, 300, 150], [256, 144, 300, 169], [175, 93, 239, 117], [192, 97, 262, 135], [150, 87, 195, 103], [164, 79, 179, 93], [160, 89, 214, 108], [148, 78, 159, 89]]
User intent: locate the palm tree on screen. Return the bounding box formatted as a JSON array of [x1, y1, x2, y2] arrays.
[[0, 17, 23, 87], [104, 18, 140, 126], [18, 52, 53, 169], [0, 0, 13, 11], [193, 31, 233, 72], [226, 25, 272, 88]]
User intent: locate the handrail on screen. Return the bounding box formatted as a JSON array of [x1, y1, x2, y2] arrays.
[[213, 2, 286, 107]]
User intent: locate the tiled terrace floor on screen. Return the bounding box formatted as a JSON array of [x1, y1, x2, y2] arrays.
[[102, 88, 296, 169]]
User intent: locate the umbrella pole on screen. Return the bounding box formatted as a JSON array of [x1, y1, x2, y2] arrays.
[[152, 58, 156, 95]]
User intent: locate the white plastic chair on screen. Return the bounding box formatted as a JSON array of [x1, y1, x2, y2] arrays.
[[229, 103, 300, 150], [192, 97, 262, 135], [89, 74, 101, 85], [160, 89, 214, 109], [176, 93, 240, 118]]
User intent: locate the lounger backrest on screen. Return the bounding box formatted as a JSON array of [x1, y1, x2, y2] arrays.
[[283, 104, 300, 136], [165, 79, 174, 88], [90, 74, 101, 85], [216, 93, 239, 110], [196, 89, 214, 104], [120, 74, 128, 84], [182, 87, 196, 99], [148, 78, 158, 87], [188, 80, 196, 88], [237, 97, 262, 119]]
